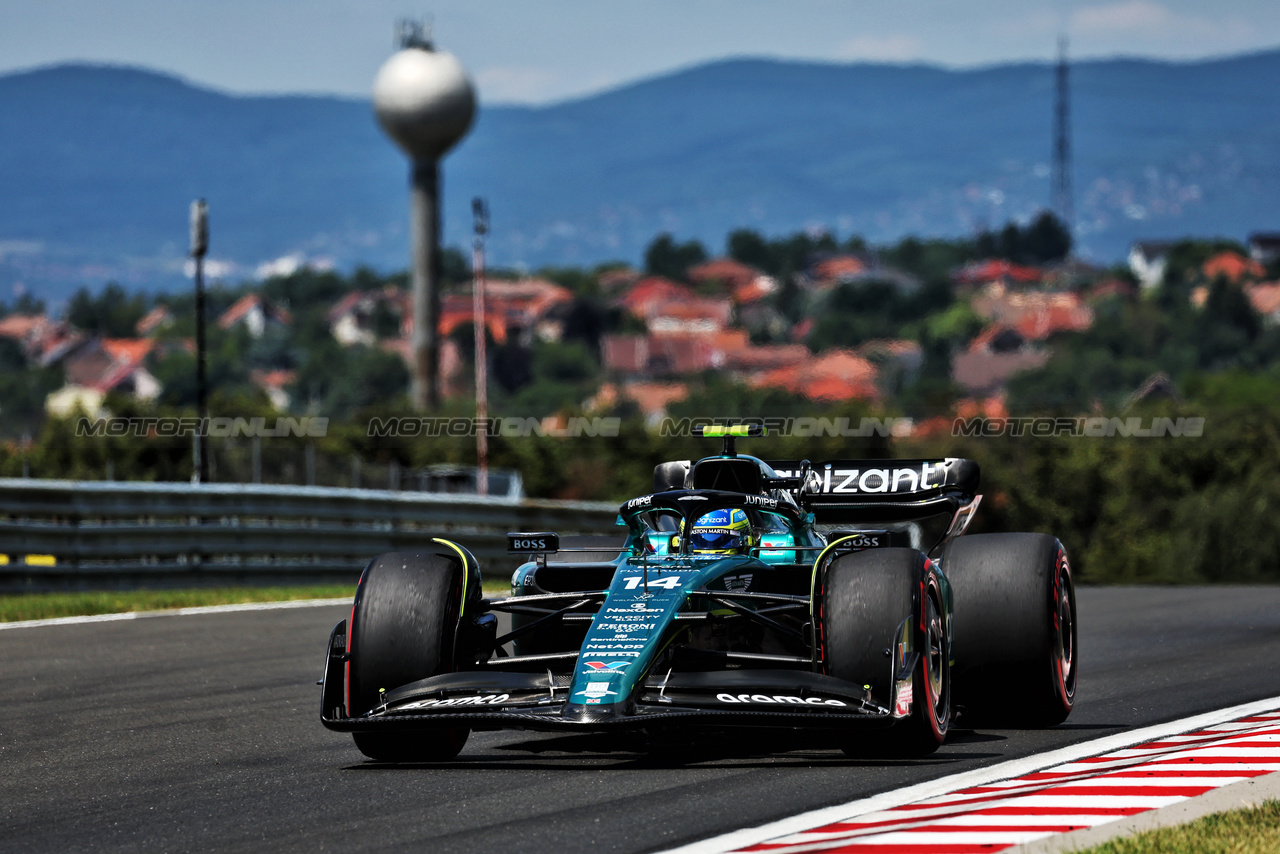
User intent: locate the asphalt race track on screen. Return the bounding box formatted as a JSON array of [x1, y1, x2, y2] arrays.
[[4, 586, 1280, 854]]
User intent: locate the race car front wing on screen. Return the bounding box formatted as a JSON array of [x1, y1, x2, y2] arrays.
[[320, 621, 909, 733]]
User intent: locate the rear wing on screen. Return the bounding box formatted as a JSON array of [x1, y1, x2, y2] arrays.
[[766, 458, 980, 525]]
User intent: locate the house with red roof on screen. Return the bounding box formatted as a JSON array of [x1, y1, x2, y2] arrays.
[[808, 255, 869, 289], [428, 278, 574, 346], [0, 314, 89, 367], [135, 306, 173, 337], [1246, 282, 1280, 325], [686, 258, 778, 304], [614, 274, 734, 338], [327, 286, 407, 346], [687, 258, 758, 292], [217, 294, 292, 338], [971, 282, 1093, 340], [615, 277, 696, 318], [0, 313, 50, 346], [620, 381, 690, 427], [646, 298, 733, 335], [952, 325, 1049, 395], [953, 259, 1045, 289], [1202, 251, 1264, 283], [723, 343, 810, 374], [250, 369, 298, 410], [47, 337, 162, 417], [750, 350, 880, 402], [603, 329, 749, 377]]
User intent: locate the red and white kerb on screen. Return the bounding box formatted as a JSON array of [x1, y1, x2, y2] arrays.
[[731, 709, 1280, 854]]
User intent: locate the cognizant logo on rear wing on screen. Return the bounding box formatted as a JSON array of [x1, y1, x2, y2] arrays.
[[766, 458, 980, 525], [769, 458, 979, 498]]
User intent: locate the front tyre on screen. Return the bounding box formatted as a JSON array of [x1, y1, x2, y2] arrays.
[[818, 547, 950, 757], [346, 548, 477, 761]]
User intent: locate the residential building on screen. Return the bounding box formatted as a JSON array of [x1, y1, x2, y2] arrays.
[[1202, 251, 1264, 283], [952, 325, 1049, 395], [217, 294, 292, 338], [750, 350, 880, 402], [327, 287, 406, 346], [1128, 241, 1175, 289], [1248, 233, 1280, 266]]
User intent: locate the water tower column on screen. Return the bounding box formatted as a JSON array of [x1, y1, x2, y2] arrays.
[[373, 22, 476, 411], [410, 160, 441, 409]]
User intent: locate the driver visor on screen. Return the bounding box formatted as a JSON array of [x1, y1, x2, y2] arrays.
[[690, 529, 745, 551]]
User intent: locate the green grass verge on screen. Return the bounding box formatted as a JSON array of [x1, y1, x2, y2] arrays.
[[1076, 800, 1280, 853], [0, 581, 513, 623]]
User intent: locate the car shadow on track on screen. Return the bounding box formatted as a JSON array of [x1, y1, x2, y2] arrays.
[[340, 729, 1010, 771]]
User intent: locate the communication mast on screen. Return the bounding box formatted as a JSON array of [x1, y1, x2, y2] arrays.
[[1052, 36, 1073, 231]]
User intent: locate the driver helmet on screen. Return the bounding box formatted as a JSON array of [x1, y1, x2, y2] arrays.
[[685, 508, 754, 555]]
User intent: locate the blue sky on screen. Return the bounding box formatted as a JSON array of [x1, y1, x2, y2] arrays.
[[3, 0, 1280, 103]]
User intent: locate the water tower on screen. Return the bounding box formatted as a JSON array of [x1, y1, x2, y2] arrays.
[[373, 20, 476, 410]]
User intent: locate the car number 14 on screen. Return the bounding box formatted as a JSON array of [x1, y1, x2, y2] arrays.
[[622, 576, 684, 590]]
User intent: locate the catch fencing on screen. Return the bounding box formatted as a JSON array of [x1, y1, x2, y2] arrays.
[[0, 479, 618, 592]]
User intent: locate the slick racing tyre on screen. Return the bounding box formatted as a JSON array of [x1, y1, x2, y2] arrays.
[[818, 547, 951, 757], [347, 548, 477, 761], [942, 533, 1077, 727]]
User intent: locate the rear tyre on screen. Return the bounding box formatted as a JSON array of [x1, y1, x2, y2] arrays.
[[942, 533, 1076, 727], [818, 548, 950, 758], [347, 549, 475, 761]]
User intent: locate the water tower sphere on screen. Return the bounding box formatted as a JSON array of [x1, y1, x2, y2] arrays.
[[373, 47, 476, 162]]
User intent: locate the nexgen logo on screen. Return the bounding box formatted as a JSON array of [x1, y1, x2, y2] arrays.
[[716, 693, 847, 707]]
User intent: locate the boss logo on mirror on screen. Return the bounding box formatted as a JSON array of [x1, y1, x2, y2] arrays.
[[507, 532, 559, 552]]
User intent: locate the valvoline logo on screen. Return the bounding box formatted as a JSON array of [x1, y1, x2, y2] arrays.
[[584, 661, 628, 671]]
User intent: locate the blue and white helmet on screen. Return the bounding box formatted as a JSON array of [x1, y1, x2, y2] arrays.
[[686, 508, 754, 555]]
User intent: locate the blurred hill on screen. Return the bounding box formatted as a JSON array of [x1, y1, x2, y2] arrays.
[[3, 51, 1279, 298]]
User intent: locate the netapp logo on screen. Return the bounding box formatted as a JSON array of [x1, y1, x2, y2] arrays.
[[401, 693, 510, 709], [715, 693, 847, 707]]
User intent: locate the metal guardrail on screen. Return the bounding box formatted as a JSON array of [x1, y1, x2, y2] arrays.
[[0, 479, 619, 592]]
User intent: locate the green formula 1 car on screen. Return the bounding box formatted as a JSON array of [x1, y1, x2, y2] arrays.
[[320, 426, 1076, 761]]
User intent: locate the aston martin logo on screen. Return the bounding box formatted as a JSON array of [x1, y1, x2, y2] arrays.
[[724, 574, 753, 591]]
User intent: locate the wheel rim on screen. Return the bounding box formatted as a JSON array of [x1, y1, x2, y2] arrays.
[[924, 594, 947, 724], [1054, 566, 1076, 699]]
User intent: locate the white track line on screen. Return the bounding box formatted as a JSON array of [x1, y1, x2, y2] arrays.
[[658, 694, 1280, 854], [0, 597, 350, 631]]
